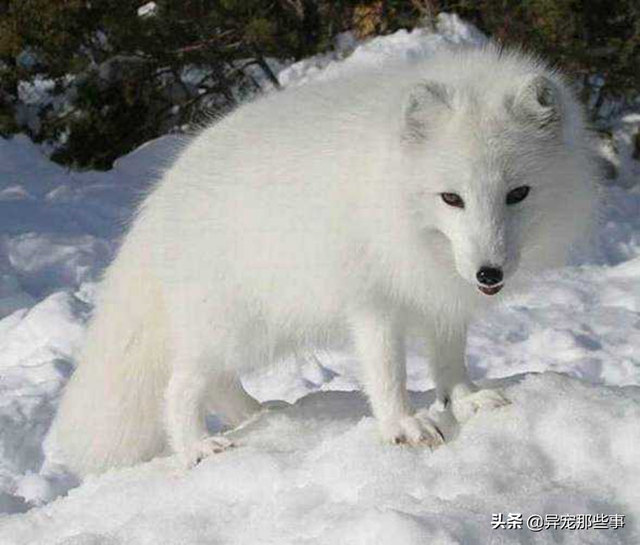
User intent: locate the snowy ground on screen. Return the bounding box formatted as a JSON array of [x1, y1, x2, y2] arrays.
[[1, 14, 640, 545]]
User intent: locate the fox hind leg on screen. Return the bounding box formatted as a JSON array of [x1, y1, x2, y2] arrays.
[[164, 358, 237, 468], [206, 372, 262, 428]]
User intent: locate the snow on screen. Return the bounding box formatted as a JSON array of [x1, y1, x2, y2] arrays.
[[2, 375, 639, 544], [0, 13, 639, 544], [277, 13, 486, 89], [137, 2, 157, 18]]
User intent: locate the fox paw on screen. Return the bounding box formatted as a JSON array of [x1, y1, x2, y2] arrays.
[[380, 413, 445, 449], [451, 389, 510, 424], [183, 435, 234, 468]]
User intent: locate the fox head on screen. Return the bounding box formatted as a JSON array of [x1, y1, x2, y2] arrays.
[[398, 55, 596, 296]]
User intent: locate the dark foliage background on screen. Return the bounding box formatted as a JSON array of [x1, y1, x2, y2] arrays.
[[0, 0, 638, 170]]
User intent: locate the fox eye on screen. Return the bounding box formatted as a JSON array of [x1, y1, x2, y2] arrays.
[[506, 185, 530, 205], [441, 192, 464, 208]]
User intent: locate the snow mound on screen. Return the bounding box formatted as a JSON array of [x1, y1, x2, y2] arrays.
[[1, 373, 638, 544], [277, 13, 486, 88]]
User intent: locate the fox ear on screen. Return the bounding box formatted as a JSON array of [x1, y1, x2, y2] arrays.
[[511, 75, 561, 129], [402, 81, 452, 141]]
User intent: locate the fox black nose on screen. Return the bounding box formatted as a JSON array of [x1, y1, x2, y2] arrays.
[[476, 266, 503, 286]]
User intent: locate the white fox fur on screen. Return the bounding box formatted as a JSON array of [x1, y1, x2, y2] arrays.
[[46, 45, 597, 476]]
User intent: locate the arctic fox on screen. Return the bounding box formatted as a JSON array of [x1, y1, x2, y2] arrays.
[[47, 45, 597, 476]]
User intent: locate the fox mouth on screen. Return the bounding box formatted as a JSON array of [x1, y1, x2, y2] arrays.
[[477, 284, 503, 296]]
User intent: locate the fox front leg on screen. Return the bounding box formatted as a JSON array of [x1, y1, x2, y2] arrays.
[[425, 321, 509, 424], [350, 306, 445, 448]]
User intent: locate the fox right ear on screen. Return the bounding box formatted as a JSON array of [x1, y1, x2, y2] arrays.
[[402, 81, 452, 141], [510, 75, 562, 130]]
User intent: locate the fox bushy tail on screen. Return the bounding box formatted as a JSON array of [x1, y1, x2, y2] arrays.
[[47, 230, 171, 477]]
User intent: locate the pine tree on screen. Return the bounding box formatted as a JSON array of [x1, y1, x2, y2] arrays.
[[0, 1, 638, 169]]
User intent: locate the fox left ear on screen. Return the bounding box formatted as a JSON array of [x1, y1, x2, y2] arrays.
[[402, 81, 452, 141], [511, 75, 562, 129]]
